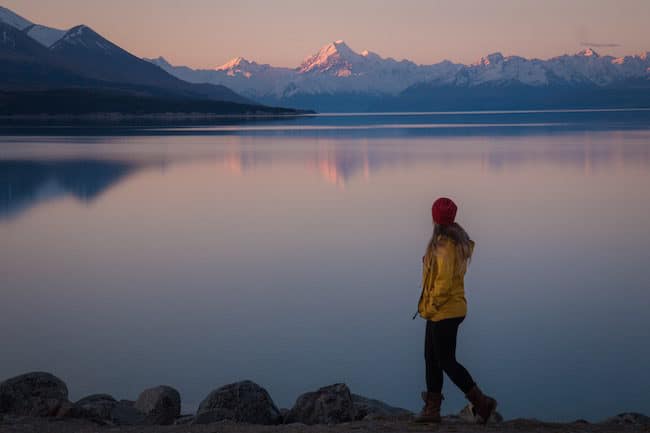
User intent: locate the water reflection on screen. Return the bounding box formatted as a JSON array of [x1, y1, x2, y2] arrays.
[[1, 117, 650, 421], [2, 131, 649, 217], [0, 159, 140, 220]]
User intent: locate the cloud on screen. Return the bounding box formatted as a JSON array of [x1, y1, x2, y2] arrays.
[[580, 42, 620, 48]]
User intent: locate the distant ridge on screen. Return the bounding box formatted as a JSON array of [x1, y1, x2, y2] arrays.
[[146, 40, 650, 112], [0, 6, 303, 116]]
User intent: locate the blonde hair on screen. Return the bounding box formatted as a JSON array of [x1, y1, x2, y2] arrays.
[[424, 222, 473, 276]]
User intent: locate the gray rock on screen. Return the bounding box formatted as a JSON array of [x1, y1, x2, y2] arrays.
[[194, 407, 235, 424], [458, 403, 503, 424], [285, 383, 356, 425], [351, 394, 413, 420], [195, 380, 280, 425], [73, 394, 117, 421], [0, 372, 69, 417], [72, 395, 145, 425], [112, 399, 146, 425], [134, 385, 181, 425], [54, 400, 75, 418], [602, 412, 650, 425]]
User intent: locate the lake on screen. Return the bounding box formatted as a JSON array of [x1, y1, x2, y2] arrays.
[[1, 110, 649, 422]]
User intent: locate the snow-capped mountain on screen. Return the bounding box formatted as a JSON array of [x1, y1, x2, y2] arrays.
[[0, 6, 261, 110], [147, 40, 463, 98], [2, 2, 649, 113], [147, 40, 650, 110], [297, 40, 400, 75], [0, 5, 65, 47]]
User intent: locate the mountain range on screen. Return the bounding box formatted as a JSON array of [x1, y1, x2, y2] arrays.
[[147, 40, 650, 112], [0, 6, 302, 116], [1, 4, 650, 114]]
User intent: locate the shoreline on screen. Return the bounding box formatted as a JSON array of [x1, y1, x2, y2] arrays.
[[1, 372, 648, 432], [0, 111, 314, 121], [1, 416, 649, 433]]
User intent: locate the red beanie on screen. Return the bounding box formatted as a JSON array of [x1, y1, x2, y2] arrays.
[[432, 197, 457, 226]]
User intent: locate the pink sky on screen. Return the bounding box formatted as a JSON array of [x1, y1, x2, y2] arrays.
[[4, 0, 650, 69]]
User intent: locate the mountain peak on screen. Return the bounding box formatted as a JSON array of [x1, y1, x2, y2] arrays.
[[216, 56, 255, 71], [52, 24, 123, 56], [0, 6, 65, 47], [152, 56, 171, 67], [299, 40, 361, 74], [577, 48, 599, 58], [318, 40, 355, 57], [61, 24, 92, 40], [474, 52, 504, 66]]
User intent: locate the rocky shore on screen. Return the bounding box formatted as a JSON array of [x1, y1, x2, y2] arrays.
[[1, 372, 648, 433]]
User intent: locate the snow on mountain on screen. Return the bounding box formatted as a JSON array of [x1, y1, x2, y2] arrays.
[[148, 40, 465, 97], [0, 5, 32, 29], [148, 40, 649, 103], [456, 53, 550, 86], [51, 24, 123, 53], [216, 56, 255, 76], [148, 55, 296, 97], [543, 49, 624, 86], [298, 40, 363, 75], [611, 52, 650, 76], [0, 5, 66, 47], [577, 48, 598, 57], [215, 56, 293, 79], [24, 24, 66, 47]]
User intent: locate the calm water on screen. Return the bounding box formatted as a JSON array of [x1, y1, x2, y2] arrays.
[[1, 111, 650, 421]]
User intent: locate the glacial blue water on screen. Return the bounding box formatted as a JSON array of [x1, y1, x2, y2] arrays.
[[1, 110, 649, 421]]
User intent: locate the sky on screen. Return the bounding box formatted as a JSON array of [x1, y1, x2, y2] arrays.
[[4, 0, 650, 69]]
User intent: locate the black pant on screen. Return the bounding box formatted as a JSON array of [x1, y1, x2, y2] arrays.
[[425, 317, 475, 394]]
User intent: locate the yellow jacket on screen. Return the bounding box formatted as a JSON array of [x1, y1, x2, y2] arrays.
[[417, 238, 474, 322]]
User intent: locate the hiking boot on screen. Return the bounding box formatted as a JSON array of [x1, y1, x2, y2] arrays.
[[414, 391, 443, 423], [465, 385, 497, 424]]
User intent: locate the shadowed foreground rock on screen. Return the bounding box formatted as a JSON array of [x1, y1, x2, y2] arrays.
[[0, 372, 69, 417], [351, 394, 413, 420], [602, 412, 650, 426], [285, 383, 357, 425], [134, 385, 181, 425], [0, 371, 648, 432], [73, 394, 145, 425], [194, 380, 281, 425], [73, 394, 117, 421]]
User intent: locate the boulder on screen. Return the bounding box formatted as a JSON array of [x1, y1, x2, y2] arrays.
[[73, 394, 117, 421], [351, 394, 413, 420], [195, 380, 280, 425], [458, 403, 503, 424], [602, 413, 650, 426], [111, 400, 146, 425], [72, 395, 145, 425], [54, 400, 75, 418], [134, 385, 181, 425], [285, 383, 356, 425], [0, 372, 69, 417]]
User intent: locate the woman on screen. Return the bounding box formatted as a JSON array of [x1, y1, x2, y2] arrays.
[[414, 197, 497, 424]]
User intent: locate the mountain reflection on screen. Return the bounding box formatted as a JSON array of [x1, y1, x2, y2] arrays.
[[218, 136, 650, 186], [2, 131, 649, 218], [0, 159, 139, 220]]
